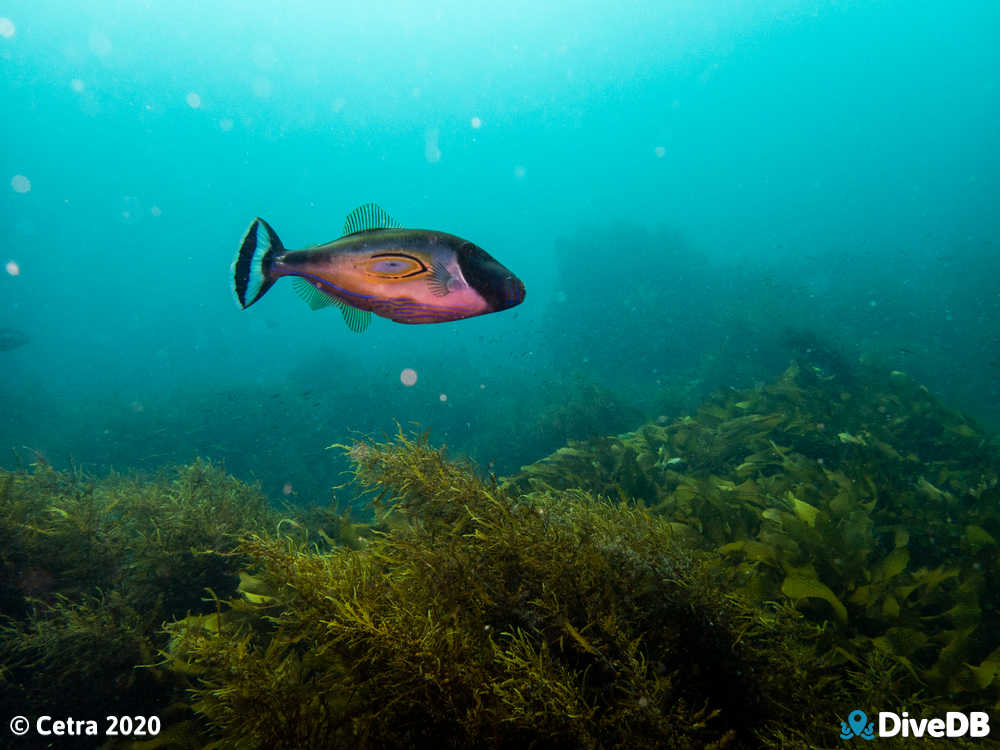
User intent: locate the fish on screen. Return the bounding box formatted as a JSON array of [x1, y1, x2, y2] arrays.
[[0, 327, 28, 351], [232, 203, 525, 331]]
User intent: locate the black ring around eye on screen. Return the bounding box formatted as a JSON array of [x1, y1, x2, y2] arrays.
[[369, 252, 428, 277]]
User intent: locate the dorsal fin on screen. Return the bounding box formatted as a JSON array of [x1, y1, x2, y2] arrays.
[[342, 203, 401, 236]]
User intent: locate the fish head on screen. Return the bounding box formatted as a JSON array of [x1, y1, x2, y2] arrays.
[[454, 241, 526, 314]]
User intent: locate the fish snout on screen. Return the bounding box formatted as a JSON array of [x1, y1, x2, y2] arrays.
[[456, 246, 525, 313], [502, 274, 526, 309]]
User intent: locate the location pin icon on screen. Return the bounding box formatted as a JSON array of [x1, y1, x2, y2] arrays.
[[848, 710, 868, 737]]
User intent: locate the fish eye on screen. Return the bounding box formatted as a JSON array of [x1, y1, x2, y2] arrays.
[[364, 253, 429, 278]]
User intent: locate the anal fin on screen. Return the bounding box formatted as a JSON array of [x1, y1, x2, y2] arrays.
[[292, 278, 371, 332], [336, 303, 371, 333], [293, 278, 339, 310]]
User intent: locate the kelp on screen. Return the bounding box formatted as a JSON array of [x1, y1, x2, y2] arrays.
[[513, 362, 1000, 711], [163, 430, 845, 749]]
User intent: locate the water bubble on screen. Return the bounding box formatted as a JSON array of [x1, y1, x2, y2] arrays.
[[400, 368, 418, 386], [0, 18, 15, 38], [5, 260, 20, 276], [470, 116, 482, 129], [186, 92, 202, 109], [10, 175, 30, 193], [439, 393, 448, 402], [70, 78, 85, 93]]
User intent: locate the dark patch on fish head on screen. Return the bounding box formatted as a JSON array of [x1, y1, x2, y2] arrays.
[[455, 243, 525, 312]]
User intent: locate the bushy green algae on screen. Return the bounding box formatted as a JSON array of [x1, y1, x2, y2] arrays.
[[514, 362, 1000, 715], [164, 430, 835, 750], [5, 361, 1000, 749], [0, 457, 275, 722]]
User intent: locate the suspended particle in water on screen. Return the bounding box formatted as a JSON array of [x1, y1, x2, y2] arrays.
[[70, 78, 85, 93], [513, 165, 526, 180], [5, 260, 20, 276], [150, 206, 162, 217], [251, 42, 277, 70], [0, 18, 15, 38], [219, 117, 234, 132], [88, 30, 112, 57], [654, 146, 666, 158], [252, 77, 272, 99], [425, 128, 441, 164], [282, 482, 294, 495], [186, 92, 202, 109], [118, 195, 141, 224], [470, 116, 482, 129], [400, 368, 418, 386], [439, 393, 448, 402], [10, 175, 30, 193]]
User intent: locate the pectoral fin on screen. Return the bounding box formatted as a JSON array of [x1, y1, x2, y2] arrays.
[[427, 261, 453, 297]]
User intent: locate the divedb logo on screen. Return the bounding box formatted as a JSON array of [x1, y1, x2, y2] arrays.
[[840, 709, 991, 740]]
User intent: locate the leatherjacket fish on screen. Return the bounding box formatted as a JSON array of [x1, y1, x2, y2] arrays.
[[233, 203, 525, 331]]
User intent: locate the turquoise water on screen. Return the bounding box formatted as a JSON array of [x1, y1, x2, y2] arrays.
[[2, 0, 997, 502]]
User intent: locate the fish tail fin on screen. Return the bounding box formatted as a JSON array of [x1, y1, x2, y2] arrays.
[[233, 218, 284, 309]]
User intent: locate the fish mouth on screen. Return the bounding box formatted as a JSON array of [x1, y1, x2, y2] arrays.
[[502, 275, 526, 309]]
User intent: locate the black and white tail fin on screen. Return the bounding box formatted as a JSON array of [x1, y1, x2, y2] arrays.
[[233, 218, 284, 309]]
